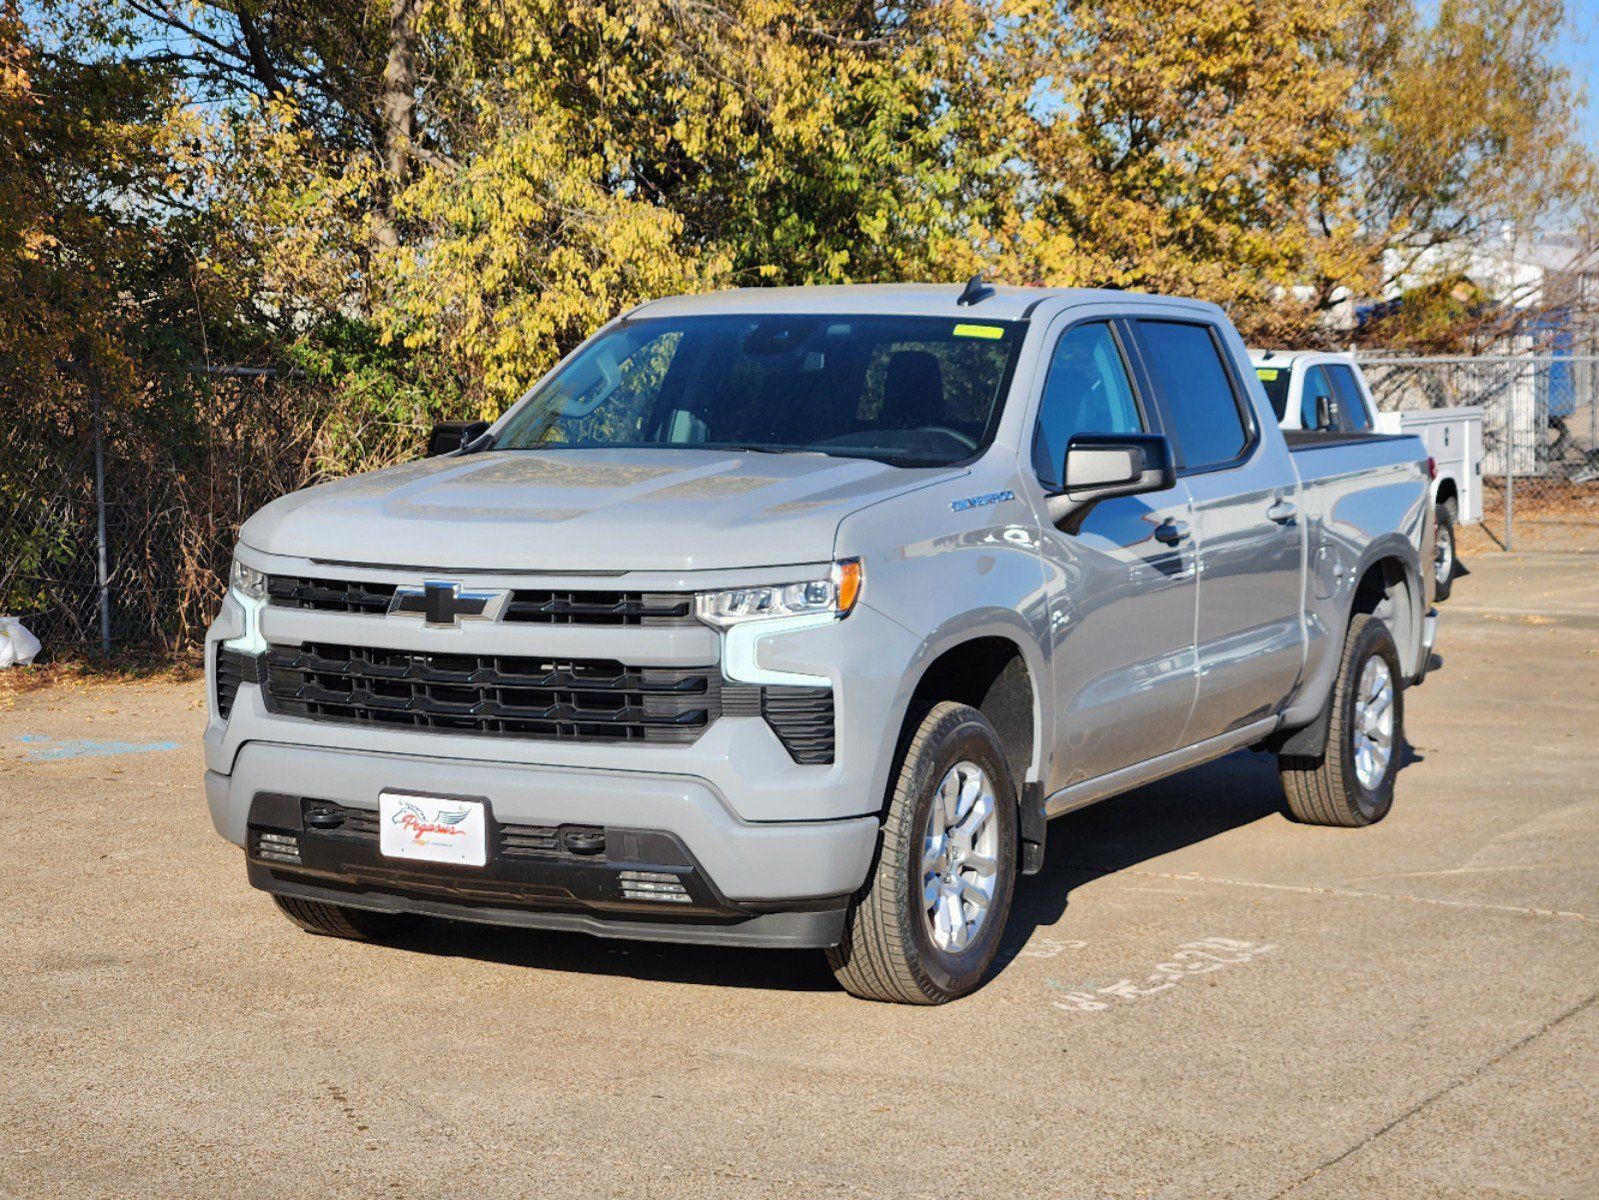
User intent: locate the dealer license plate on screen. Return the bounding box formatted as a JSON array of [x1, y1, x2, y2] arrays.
[[378, 791, 488, 867]]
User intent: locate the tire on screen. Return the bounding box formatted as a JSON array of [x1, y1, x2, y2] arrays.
[[271, 894, 426, 942], [828, 702, 1018, 1004], [1433, 500, 1456, 601], [1279, 614, 1403, 827]]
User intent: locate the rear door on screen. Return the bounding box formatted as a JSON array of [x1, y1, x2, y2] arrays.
[[1027, 315, 1200, 791], [1130, 319, 1304, 746]]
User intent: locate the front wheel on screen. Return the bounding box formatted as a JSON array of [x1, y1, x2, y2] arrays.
[[1279, 614, 1404, 827], [272, 894, 426, 942], [828, 702, 1018, 1004]]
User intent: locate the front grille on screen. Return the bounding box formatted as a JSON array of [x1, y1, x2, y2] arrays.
[[266, 575, 694, 627], [268, 576, 398, 614], [503, 590, 693, 626], [215, 648, 265, 719], [263, 643, 717, 744]]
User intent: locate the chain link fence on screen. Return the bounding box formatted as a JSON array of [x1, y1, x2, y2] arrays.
[[1356, 353, 1599, 550], [1, 367, 431, 663]]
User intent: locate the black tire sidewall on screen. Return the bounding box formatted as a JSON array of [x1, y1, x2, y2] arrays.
[[1434, 502, 1455, 599], [1335, 619, 1404, 823], [899, 709, 1018, 998]]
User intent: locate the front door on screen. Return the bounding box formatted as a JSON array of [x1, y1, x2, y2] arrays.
[[1029, 317, 1200, 793]]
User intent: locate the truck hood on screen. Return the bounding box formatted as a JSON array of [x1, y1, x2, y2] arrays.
[[240, 448, 956, 572]]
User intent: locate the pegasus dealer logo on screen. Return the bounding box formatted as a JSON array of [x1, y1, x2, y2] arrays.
[[392, 800, 473, 843]]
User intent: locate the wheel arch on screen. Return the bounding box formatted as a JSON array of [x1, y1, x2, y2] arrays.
[[885, 623, 1049, 872], [1269, 546, 1422, 759]]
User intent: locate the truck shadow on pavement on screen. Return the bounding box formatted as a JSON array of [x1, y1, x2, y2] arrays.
[[997, 750, 1290, 966], [392, 746, 1418, 996]]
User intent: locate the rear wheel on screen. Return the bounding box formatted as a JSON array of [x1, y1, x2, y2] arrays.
[[828, 702, 1018, 1004], [1279, 614, 1403, 827], [1433, 500, 1457, 601], [271, 894, 426, 942]]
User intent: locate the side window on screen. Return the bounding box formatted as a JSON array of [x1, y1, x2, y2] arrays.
[[1135, 321, 1250, 469], [1326, 365, 1372, 431], [1031, 322, 1143, 489]]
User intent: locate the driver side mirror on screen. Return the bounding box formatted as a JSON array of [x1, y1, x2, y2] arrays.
[[1047, 433, 1176, 526], [1314, 394, 1335, 431], [427, 420, 491, 457]]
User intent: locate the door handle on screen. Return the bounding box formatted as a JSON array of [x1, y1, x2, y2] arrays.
[[1153, 519, 1190, 545], [1266, 499, 1298, 524]]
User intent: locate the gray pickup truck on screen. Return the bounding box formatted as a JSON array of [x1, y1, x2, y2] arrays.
[[206, 283, 1437, 1003]]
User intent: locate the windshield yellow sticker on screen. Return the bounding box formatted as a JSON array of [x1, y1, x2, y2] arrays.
[[1256, 368, 1280, 380], [953, 324, 1005, 340]]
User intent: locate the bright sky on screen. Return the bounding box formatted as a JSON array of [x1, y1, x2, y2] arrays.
[[1564, 0, 1599, 154]]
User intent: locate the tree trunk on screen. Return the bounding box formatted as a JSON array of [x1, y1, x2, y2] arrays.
[[373, 0, 423, 251]]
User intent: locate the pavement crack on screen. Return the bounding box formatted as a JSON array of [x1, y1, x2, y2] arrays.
[[1058, 863, 1591, 921], [1264, 990, 1599, 1200]]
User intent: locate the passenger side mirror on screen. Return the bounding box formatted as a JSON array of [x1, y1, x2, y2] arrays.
[[427, 420, 491, 457], [1047, 433, 1176, 526], [1314, 394, 1335, 431]]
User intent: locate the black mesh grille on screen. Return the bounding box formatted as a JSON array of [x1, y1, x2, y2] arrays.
[[266, 575, 694, 626], [263, 643, 717, 744], [215, 648, 265, 718]]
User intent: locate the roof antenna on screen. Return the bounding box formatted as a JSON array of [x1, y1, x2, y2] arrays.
[[956, 272, 995, 307]]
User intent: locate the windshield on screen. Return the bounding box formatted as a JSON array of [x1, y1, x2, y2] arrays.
[[493, 314, 1025, 467], [1254, 365, 1291, 420]]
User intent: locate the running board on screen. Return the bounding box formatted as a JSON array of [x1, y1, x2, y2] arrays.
[[1043, 716, 1281, 820]]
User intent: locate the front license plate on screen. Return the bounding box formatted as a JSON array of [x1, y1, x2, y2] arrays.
[[379, 791, 488, 867]]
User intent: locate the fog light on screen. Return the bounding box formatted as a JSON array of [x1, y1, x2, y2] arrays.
[[619, 869, 690, 903]]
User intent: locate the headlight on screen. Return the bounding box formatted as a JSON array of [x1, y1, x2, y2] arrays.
[[230, 558, 267, 601], [695, 559, 862, 628]]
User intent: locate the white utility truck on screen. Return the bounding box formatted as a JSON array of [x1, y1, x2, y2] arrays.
[[1251, 350, 1482, 600]]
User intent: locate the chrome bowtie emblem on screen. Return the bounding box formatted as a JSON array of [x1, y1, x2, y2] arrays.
[[389, 581, 509, 626]]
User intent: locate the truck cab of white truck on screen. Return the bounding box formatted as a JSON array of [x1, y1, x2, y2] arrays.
[[1251, 349, 1482, 600], [207, 284, 1439, 1003]]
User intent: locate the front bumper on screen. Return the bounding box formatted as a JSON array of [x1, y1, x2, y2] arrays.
[[207, 741, 879, 948]]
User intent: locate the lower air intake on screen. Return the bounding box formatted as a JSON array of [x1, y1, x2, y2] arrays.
[[251, 830, 301, 865], [619, 869, 691, 903]]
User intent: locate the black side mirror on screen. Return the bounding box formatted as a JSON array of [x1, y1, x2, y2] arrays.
[[428, 420, 491, 457], [1314, 394, 1335, 431], [1048, 433, 1175, 525]]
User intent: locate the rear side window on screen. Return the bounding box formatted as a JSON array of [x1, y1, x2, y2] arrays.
[[1135, 321, 1250, 469], [1032, 322, 1143, 489], [1326, 365, 1373, 431], [1301, 366, 1337, 431]]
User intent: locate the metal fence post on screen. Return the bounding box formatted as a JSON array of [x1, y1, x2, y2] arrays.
[[91, 378, 111, 653], [1504, 369, 1515, 552]]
